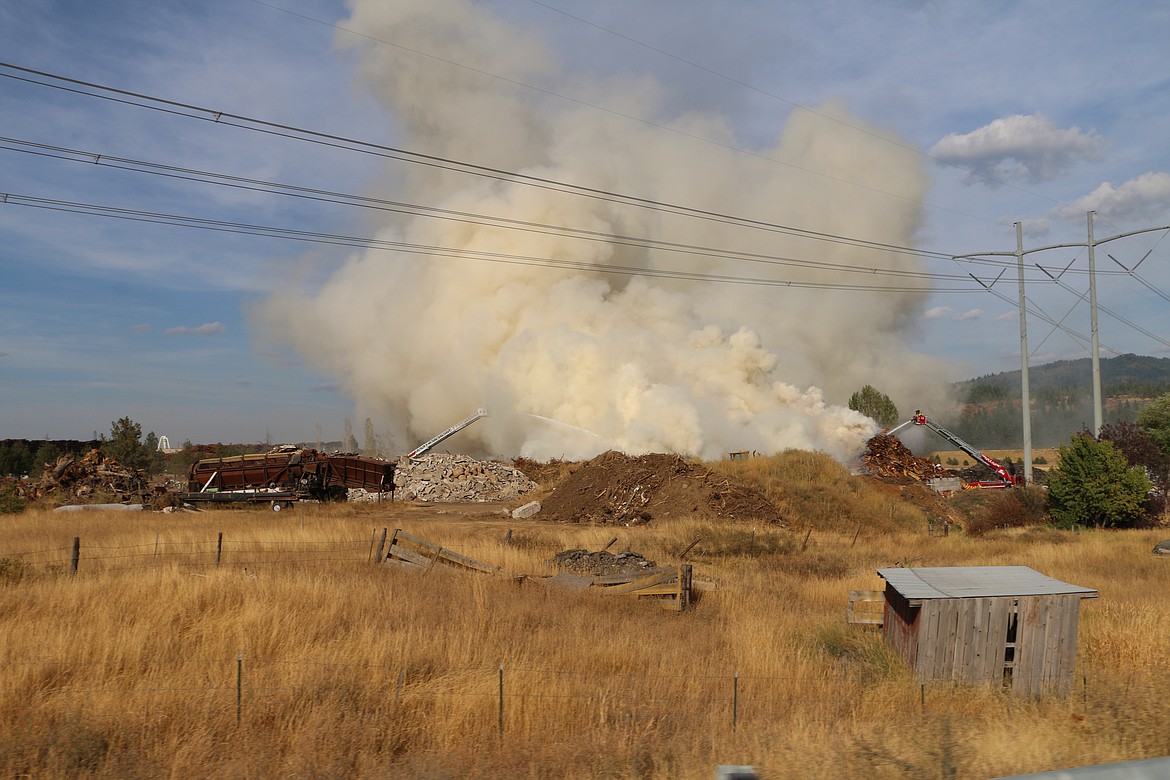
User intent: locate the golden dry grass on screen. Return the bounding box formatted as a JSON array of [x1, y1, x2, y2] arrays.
[[1, 496, 1169, 778]]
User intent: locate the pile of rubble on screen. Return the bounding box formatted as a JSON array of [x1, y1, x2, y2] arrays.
[[860, 434, 945, 481], [16, 449, 150, 504], [551, 548, 659, 578], [393, 453, 538, 503]]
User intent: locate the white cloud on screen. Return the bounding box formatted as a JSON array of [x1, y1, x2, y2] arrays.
[[995, 312, 1016, 322], [930, 114, 1106, 185], [924, 306, 953, 320], [954, 309, 983, 321], [165, 322, 225, 336], [1050, 172, 1170, 222]]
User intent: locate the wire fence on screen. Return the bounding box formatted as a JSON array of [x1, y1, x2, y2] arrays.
[[0, 655, 1155, 735], [1, 532, 385, 573]]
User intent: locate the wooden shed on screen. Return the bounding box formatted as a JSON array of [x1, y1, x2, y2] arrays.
[[877, 566, 1097, 697]]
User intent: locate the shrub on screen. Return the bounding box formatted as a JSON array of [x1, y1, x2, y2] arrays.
[[963, 486, 1049, 536], [1047, 434, 1151, 529], [0, 482, 25, 514]]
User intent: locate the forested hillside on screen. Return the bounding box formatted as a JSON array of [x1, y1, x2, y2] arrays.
[[943, 354, 1170, 448]]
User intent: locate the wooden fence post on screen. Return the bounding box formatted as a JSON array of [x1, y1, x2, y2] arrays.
[[498, 663, 504, 736], [70, 537, 80, 576], [374, 528, 387, 564], [237, 651, 243, 727], [216, 532, 223, 566], [733, 671, 739, 731]]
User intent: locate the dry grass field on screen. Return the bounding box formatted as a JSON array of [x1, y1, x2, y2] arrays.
[[2, 455, 1169, 778]]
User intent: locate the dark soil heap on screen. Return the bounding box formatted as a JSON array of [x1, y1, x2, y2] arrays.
[[537, 450, 787, 526], [861, 434, 945, 481]]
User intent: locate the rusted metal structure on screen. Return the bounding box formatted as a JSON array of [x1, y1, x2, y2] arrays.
[[877, 566, 1097, 697], [185, 448, 394, 503]]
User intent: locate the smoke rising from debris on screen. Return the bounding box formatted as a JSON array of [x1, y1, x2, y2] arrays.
[[256, 0, 949, 461]]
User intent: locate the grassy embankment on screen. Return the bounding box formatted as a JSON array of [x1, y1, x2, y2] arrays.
[[1, 453, 1168, 778]]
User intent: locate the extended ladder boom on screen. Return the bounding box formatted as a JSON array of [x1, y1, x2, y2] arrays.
[[901, 414, 1011, 485], [406, 408, 488, 459]]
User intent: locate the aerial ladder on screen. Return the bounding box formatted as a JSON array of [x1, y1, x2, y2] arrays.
[[406, 408, 488, 459], [888, 411, 1017, 488]]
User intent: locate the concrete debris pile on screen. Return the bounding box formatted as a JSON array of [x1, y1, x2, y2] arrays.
[[552, 548, 658, 578], [393, 453, 538, 503], [16, 449, 150, 504], [347, 488, 388, 503], [861, 434, 944, 481]]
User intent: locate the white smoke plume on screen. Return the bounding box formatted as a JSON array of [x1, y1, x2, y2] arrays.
[[256, 0, 950, 461]]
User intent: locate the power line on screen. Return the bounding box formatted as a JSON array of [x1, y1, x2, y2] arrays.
[[0, 61, 972, 261], [0, 192, 979, 293], [2, 137, 1045, 284]]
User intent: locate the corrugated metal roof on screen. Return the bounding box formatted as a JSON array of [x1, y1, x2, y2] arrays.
[[877, 566, 1097, 600]]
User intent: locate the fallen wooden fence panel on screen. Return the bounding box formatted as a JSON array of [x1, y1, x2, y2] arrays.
[[385, 528, 503, 574], [382, 528, 693, 610]]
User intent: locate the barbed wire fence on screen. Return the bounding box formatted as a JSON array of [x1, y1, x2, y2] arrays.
[[0, 531, 388, 574], [0, 654, 1153, 737]]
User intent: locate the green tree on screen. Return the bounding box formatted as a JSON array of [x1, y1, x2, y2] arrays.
[[0, 441, 32, 477], [30, 441, 61, 475], [1137, 393, 1170, 459], [142, 432, 166, 476], [1099, 421, 1168, 522], [1047, 434, 1150, 529], [848, 385, 900, 429], [102, 417, 149, 471]]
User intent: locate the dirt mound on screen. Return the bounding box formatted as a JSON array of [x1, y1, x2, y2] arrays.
[[860, 474, 967, 530], [511, 456, 577, 490], [537, 450, 787, 526], [861, 434, 946, 481]]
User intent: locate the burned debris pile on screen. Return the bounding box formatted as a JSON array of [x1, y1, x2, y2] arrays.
[[860, 434, 944, 481]]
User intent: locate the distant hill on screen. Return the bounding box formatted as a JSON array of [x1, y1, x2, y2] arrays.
[[955, 354, 1170, 398], [942, 354, 1170, 449]]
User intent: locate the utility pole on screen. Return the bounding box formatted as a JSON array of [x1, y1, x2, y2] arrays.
[[957, 216, 1169, 481], [1015, 222, 1033, 483], [1087, 211, 1102, 435]]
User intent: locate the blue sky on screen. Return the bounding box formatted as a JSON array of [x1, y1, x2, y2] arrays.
[[2, 0, 1168, 450]]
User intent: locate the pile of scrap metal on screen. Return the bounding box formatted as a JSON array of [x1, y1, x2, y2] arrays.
[[183, 445, 394, 506]]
